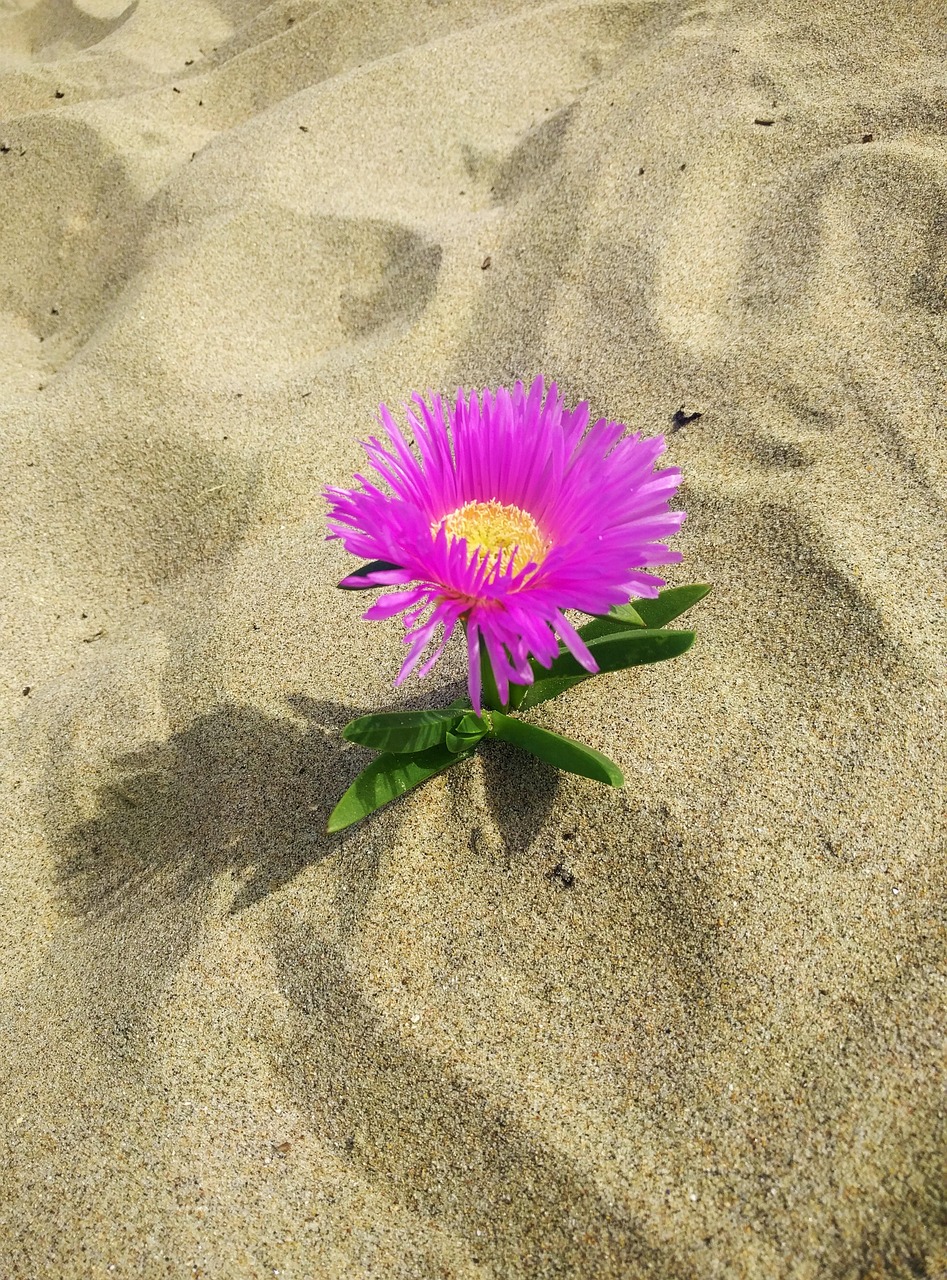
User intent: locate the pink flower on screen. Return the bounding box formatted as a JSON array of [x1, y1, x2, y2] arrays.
[[325, 378, 685, 713]]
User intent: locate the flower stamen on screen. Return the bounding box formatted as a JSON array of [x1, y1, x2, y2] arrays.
[[434, 499, 549, 576]]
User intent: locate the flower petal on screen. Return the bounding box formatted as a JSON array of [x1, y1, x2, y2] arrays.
[[325, 378, 685, 699]]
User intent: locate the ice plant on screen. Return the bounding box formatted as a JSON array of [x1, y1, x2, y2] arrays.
[[324, 378, 709, 832]]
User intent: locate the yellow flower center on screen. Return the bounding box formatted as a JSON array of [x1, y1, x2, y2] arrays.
[[434, 499, 549, 576]]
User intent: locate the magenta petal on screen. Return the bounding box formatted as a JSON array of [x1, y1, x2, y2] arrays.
[[362, 588, 427, 620], [553, 610, 599, 674], [417, 608, 460, 678], [325, 377, 686, 700], [338, 567, 409, 589]]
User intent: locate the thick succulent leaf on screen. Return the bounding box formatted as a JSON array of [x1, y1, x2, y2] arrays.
[[337, 559, 403, 589], [454, 711, 487, 736], [632, 583, 711, 629], [518, 675, 590, 710], [577, 586, 711, 644], [327, 744, 471, 832], [578, 602, 647, 644], [343, 708, 463, 754], [507, 681, 529, 711], [523, 629, 695, 710], [489, 713, 623, 786], [539, 627, 695, 680], [445, 710, 489, 753]]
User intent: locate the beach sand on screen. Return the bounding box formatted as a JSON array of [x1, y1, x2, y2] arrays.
[[1, 0, 945, 1276]]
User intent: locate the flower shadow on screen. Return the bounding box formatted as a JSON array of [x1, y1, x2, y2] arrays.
[[56, 685, 471, 927], [57, 696, 351, 926], [51, 688, 455, 1040], [51, 682, 566, 1043]]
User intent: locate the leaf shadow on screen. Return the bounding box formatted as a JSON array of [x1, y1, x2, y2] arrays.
[[478, 738, 561, 863]]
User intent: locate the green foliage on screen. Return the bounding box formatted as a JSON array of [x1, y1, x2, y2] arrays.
[[478, 645, 505, 711], [328, 584, 710, 829], [578, 602, 647, 643], [522, 628, 695, 710], [631, 583, 711, 629], [445, 710, 489, 754], [489, 713, 623, 786], [343, 708, 464, 754], [327, 743, 474, 832], [576, 585, 710, 643], [515, 673, 589, 709]]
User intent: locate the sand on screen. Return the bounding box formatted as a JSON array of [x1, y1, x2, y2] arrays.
[[1, 0, 945, 1275]]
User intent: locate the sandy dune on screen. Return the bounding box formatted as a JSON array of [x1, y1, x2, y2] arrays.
[[1, 0, 945, 1276]]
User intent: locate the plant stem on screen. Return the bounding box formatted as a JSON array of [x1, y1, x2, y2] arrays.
[[477, 635, 527, 713], [507, 680, 528, 711], [478, 641, 504, 711]]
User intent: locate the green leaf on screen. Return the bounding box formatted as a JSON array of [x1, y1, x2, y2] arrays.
[[327, 743, 472, 832], [342, 708, 463, 754], [454, 711, 486, 735], [632, 583, 711, 629], [545, 627, 695, 679], [578, 602, 647, 644], [577, 586, 711, 643], [522, 628, 695, 710], [445, 710, 489, 753], [612, 602, 648, 625], [517, 675, 590, 709], [507, 681, 529, 711], [337, 559, 402, 590], [489, 712, 623, 786]]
